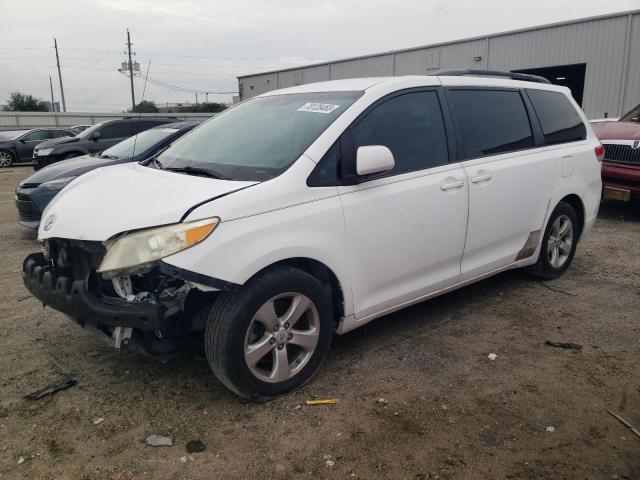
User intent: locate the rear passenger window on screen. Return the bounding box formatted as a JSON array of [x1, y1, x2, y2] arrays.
[[100, 123, 132, 139], [449, 90, 534, 159], [527, 89, 586, 145], [351, 91, 449, 175]]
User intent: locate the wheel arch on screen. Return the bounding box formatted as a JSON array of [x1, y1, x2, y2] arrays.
[[244, 257, 346, 329], [558, 193, 585, 239]]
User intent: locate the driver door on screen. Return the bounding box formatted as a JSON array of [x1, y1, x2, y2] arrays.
[[16, 130, 50, 160]]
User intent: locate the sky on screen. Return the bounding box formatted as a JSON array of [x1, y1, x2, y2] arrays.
[[0, 0, 638, 112]]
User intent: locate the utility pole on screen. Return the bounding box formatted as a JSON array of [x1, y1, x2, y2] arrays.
[[126, 28, 136, 110], [53, 38, 66, 112], [49, 75, 56, 111], [195, 92, 198, 109]]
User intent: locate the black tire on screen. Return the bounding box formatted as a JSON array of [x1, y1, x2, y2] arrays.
[[205, 266, 333, 400], [0, 149, 14, 168], [527, 201, 579, 280]]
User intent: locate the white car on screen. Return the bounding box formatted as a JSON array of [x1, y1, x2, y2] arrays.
[[23, 71, 603, 399]]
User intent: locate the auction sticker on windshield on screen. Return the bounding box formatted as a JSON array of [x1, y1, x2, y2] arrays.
[[297, 103, 340, 114]]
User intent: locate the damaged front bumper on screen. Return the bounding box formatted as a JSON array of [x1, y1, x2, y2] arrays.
[[23, 252, 182, 331]]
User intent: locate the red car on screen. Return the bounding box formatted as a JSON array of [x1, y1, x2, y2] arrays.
[[592, 104, 640, 202]]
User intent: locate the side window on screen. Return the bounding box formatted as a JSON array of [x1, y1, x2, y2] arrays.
[[130, 121, 153, 134], [351, 91, 449, 176], [49, 130, 71, 138], [449, 89, 534, 159], [99, 123, 132, 139], [526, 89, 586, 145], [22, 130, 49, 142]]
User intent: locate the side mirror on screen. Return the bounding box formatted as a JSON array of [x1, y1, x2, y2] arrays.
[[356, 145, 395, 176], [18, 138, 26, 144], [91, 131, 101, 141]]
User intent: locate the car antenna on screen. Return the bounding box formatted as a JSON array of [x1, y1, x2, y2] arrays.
[[130, 59, 151, 161]]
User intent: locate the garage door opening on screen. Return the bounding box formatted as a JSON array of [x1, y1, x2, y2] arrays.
[[512, 63, 586, 106]]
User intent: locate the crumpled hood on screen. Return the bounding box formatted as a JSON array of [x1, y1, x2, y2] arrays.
[[39, 162, 257, 241], [592, 121, 640, 141]]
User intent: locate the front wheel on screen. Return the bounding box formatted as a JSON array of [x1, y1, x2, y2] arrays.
[[0, 150, 14, 168], [205, 266, 333, 400], [527, 201, 579, 280]]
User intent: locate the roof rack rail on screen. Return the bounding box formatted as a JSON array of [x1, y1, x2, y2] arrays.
[[434, 69, 551, 84]]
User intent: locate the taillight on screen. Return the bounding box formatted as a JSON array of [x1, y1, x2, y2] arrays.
[[594, 144, 605, 162]]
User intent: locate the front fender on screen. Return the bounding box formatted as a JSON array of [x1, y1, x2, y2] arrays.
[[163, 194, 354, 317]]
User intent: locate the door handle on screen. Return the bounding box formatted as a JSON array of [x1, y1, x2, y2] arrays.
[[441, 180, 464, 191], [471, 174, 493, 184]]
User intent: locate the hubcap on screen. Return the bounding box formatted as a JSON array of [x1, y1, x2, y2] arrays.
[[0, 152, 12, 167], [244, 293, 320, 383], [547, 215, 573, 268]]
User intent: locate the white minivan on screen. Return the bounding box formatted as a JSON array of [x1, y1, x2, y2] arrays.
[[23, 71, 603, 399]]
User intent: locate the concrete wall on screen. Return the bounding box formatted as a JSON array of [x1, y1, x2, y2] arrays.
[[238, 10, 640, 119], [0, 112, 213, 130]]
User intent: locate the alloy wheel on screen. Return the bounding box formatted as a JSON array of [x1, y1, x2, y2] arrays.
[[547, 214, 573, 268], [0, 152, 12, 167], [243, 292, 320, 383]]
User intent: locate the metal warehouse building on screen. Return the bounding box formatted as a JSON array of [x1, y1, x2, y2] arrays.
[[237, 9, 640, 119]]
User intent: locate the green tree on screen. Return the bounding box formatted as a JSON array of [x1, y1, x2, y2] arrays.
[[3, 91, 49, 112], [167, 102, 227, 113], [128, 100, 159, 113]]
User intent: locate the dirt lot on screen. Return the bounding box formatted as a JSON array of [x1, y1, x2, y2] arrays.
[[0, 166, 638, 480]]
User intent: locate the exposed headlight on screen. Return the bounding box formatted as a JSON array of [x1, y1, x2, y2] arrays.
[[98, 217, 219, 274], [40, 176, 77, 190], [36, 147, 54, 156]]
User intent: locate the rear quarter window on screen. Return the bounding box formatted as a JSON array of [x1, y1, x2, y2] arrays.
[[526, 89, 586, 145]]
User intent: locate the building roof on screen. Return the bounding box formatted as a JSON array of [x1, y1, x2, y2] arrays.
[[238, 8, 640, 79]]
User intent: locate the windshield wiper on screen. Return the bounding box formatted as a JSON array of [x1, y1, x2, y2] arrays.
[[142, 156, 163, 169], [100, 154, 119, 160], [165, 165, 228, 180]]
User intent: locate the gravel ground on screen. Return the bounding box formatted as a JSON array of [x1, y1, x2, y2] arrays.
[[0, 166, 638, 480]]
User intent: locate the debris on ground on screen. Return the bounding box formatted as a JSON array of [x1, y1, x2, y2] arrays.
[[607, 410, 640, 439], [24, 376, 76, 401], [545, 341, 583, 350], [546, 426, 555, 432], [376, 398, 389, 406], [293, 404, 302, 410], [92, 417, 104, 425], [487, 353, 498, 361], [326, 459, 335, 467], [186, 440, 205, 453], [305, 399, 339, 406], [17, 456, 25, 464], [180, 456, 187, 463], [145, 434, 173, 447]]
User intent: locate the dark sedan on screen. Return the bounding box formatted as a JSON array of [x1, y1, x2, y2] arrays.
[[16, 121, 200, 228], [32, 116, 179, 170], [0, 128, 75, 167]]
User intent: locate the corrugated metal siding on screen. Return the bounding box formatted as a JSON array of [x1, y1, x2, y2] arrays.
[[623, 14, 640, 114], [238, 11, 639, 119], [488, 16, 628, 118], [328, 54, 394, 79]]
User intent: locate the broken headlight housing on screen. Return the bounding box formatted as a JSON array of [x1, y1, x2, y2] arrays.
[[98, 217, 219, 275]]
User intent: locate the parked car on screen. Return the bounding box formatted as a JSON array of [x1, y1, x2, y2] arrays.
[[591, 103, 640, 202], [32, 116, 181, 170], [23, 72, 602, 400], [15, 121, 200, 229], [70, 125, 92, 135], [0, 128, 75, 167]]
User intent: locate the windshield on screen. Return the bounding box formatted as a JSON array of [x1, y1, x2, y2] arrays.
[[76, 122, 105, 138], [157, 91, 362, 181], [0, 130, 29, 141], [102, 127, 179, 159]]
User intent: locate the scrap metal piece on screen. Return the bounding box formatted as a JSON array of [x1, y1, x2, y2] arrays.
[[25, 376, 76, 401], [608, 410, 640, 439]]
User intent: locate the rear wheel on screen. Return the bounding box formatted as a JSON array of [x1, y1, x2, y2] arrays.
[[527, 201, 578, 280], [0, 150, 14, 168], [205, 266, 333, 400]]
